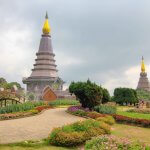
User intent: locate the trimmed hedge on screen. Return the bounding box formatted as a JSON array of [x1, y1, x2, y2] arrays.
[[112, 114, 150, 127], [49, 119, 111, 147], [94, 105, 117, 114]]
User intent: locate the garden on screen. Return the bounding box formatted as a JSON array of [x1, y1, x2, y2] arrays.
[[1, 80, 150, 149]]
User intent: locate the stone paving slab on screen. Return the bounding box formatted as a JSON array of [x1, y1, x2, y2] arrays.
[[0, 108, 84, 144]]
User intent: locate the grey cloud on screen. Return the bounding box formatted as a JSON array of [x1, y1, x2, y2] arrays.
[[0, 0, 150, 92]]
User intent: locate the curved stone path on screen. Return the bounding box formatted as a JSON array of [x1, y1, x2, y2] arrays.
[[0, 108, 84, 144]]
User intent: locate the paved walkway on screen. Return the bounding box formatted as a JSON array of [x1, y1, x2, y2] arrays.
[[0, 108, 84, 144]]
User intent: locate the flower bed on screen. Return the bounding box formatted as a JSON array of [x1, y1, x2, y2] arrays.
[[85, 135, 150, 150], [0, 104, 52, 120], [112, 114, 150, 127], [67, 105, 90, 117], [49, 119, 111, 147], [0, 109, 39, 120]]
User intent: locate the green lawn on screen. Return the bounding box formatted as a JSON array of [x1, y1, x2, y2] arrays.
[[112, 123, 150, 145], [117, 106, 150, 120], [117, 111, 150, 120], [0, 140, 77, 150]]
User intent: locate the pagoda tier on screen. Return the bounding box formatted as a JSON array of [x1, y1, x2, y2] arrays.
[[30, 34, 58, 78]]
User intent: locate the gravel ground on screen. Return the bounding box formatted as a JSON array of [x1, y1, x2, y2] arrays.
[[0, 108, 84, 144]]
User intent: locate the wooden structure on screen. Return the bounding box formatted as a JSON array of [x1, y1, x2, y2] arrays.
[[0, 91, 23, 107], [42, 86, 57, 101]]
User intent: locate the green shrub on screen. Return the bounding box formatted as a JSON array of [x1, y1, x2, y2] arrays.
[[0, 101, 44, 114], [72, 110, 87, 117], [113, 87, 138, 105], [94, 105, 117, 114], [69, 80, 103, 109], [49, 119, 111, 147], [49, 99, 79, 106], [96, 116, 115, 125], [102, 88, 111, 104]]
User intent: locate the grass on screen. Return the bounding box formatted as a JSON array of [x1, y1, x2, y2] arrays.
[[117, 106, 150, 120], [0, 139, 77, 150], [112, 123, 150, 145], [117, 111, 150, 120]]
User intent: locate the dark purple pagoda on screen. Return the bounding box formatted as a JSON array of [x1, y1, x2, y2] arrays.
[[23, 13, 64, 100]]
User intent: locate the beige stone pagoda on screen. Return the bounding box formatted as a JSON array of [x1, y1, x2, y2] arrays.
[[137, 57, 150, 91]]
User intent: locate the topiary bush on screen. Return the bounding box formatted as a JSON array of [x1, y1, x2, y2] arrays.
[[49, 119, 111, 147], [94, 105, 117, 114], [69, 80, 103, 109]]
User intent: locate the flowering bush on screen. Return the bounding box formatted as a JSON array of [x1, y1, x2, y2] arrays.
[[35, 105, 52, 112], [67, 105, 90, 112], [85, 135, 150, 150], [87, 111, 106, 119], [49, 119, 111, 147], [67, 106, 89, 117], [96, 116, 115, 125], [112, 114, 150, 127]]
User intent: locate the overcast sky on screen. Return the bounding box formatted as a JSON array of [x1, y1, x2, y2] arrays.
[[0, 0, 150, 94]]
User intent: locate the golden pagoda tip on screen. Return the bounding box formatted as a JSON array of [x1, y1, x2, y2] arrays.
[[141, 56, 146, 73], [42, 11, 50, 34]]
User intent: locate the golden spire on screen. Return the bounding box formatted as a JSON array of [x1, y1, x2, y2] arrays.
[[42, 12, 51, 34], [141, 56, 146, 73]]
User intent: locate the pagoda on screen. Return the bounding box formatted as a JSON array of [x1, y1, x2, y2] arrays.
[[137, 56, 150, 91], [23, 12, 64, 100]]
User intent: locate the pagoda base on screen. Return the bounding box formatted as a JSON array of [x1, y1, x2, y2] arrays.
[[23, 76, 64, 100]]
